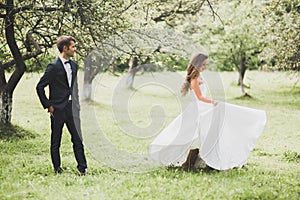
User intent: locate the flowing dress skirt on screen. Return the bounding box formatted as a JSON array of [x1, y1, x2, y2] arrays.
[[148, 97, 267, 170]]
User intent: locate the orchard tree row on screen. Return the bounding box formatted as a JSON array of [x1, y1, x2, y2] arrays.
[[0, 0, 299, 124]]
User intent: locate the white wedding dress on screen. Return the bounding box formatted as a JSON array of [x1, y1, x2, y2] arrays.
[[149, 81, 267, 170]]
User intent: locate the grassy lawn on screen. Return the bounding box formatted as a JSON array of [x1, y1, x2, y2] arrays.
[[0, 71, 299, 199]]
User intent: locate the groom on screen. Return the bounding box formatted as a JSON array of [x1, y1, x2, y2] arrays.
[[36, 36, 87, 175]]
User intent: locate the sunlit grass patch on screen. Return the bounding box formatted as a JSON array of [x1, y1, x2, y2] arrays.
[[0, 71, 299, 199], [283, 150, 300, 163]]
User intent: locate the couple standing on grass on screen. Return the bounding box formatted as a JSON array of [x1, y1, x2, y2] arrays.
[[36, 35, 267, 175]]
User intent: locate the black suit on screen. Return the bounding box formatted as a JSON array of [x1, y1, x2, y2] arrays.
[[36, 58, 87, 172]]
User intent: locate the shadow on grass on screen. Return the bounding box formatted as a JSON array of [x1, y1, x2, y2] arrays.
[[261, 85, 300, 109], [234, 93, 254, 100], [81, 99, 110, 110], [0, 123, 35, 141], [166, 165, 219, 174], [227, 89, 261, 102]]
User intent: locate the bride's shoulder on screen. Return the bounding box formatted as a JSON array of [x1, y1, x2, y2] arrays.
[[190, 77, 199, 85], [197, 76, 205, 85], [191, 76, 203, 85], [190, 78, 200, 90]]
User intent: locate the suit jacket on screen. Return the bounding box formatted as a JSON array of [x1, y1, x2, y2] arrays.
[[36, 57, 80, 111]]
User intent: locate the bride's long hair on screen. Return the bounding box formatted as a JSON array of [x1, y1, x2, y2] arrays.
[[181, 52, 209, 96]]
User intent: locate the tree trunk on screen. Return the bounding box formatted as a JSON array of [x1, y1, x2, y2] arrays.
[[0, 68, 11, 124], [238, 52, 250, 97], [126, 56, 139, 88], [82, 50, 112, 100], [83, 61, 92, 100], [0, 91, 12, 124], [82, 81, 92, 100], [82, 55, 95, 101], [0, 0, 27, 124], [238, 52, 246, 86]]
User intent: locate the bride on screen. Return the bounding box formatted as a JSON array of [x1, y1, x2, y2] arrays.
[[148, 52, 267, 170]]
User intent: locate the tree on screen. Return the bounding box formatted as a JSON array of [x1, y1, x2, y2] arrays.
[[82, 27, 205, 99], [261, 0, 300, 71], [0, 0, 51, 124], [82, 0, 217, 99], [0, 0, 131, 124], [0, 0, 218, 123], [195, 0, 265, 96]]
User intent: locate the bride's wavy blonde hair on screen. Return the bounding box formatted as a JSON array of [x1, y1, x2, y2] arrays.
[[181, 52, 209, 96]]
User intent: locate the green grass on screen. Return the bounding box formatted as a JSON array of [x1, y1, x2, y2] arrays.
[[0, 71, 299, 199]]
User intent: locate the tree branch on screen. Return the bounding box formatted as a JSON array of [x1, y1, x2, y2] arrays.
[[152, 0, 207, 22], [0, 68, 6, 89], [0, 3, 6, 9], [151, 0, 223, 24], [0, 32, 42, 71], [206, 0, 224, 25], [0, 2, 60, 18], [11, 6, 59, 15], [119, 0, 138, 14]]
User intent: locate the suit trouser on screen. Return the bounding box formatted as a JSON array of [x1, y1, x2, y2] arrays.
[[50, 102, 87, 171]]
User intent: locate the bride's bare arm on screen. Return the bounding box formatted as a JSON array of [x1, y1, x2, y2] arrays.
[[190, 78, 217, 105]]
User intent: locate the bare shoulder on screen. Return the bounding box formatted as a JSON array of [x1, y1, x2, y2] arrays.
[[190, 77, 199, 90], [191, 77, 199, 84]]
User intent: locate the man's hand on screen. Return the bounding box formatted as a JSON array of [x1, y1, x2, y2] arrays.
[[48, 106, 54, 118]]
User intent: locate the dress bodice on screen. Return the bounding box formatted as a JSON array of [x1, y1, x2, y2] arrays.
[[190, 77, 207, 102]]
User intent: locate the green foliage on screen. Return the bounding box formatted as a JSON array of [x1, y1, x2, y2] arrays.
[[124, 0, 212, 26], [1, 0, 299, 74], [24, 53, 57, 72], [0, 45, 10, 64], [153, 54, 189, 71], [90, 28, 202, 73], [66, 0, 130, 57], [0, 0, 130, 72], [199, 1, 265, 72], [260, 0, 300, 71], [152, 0, 299, 73]]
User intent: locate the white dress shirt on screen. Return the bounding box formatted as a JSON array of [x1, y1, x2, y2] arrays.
[[59, 56, 72, 100]]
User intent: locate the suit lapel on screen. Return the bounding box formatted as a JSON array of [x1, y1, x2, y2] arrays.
[[70, 61, 76, 87], [57, 58, 70, 88]]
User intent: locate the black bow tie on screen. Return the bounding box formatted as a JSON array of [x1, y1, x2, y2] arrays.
[[64, 60, 70, 64]]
